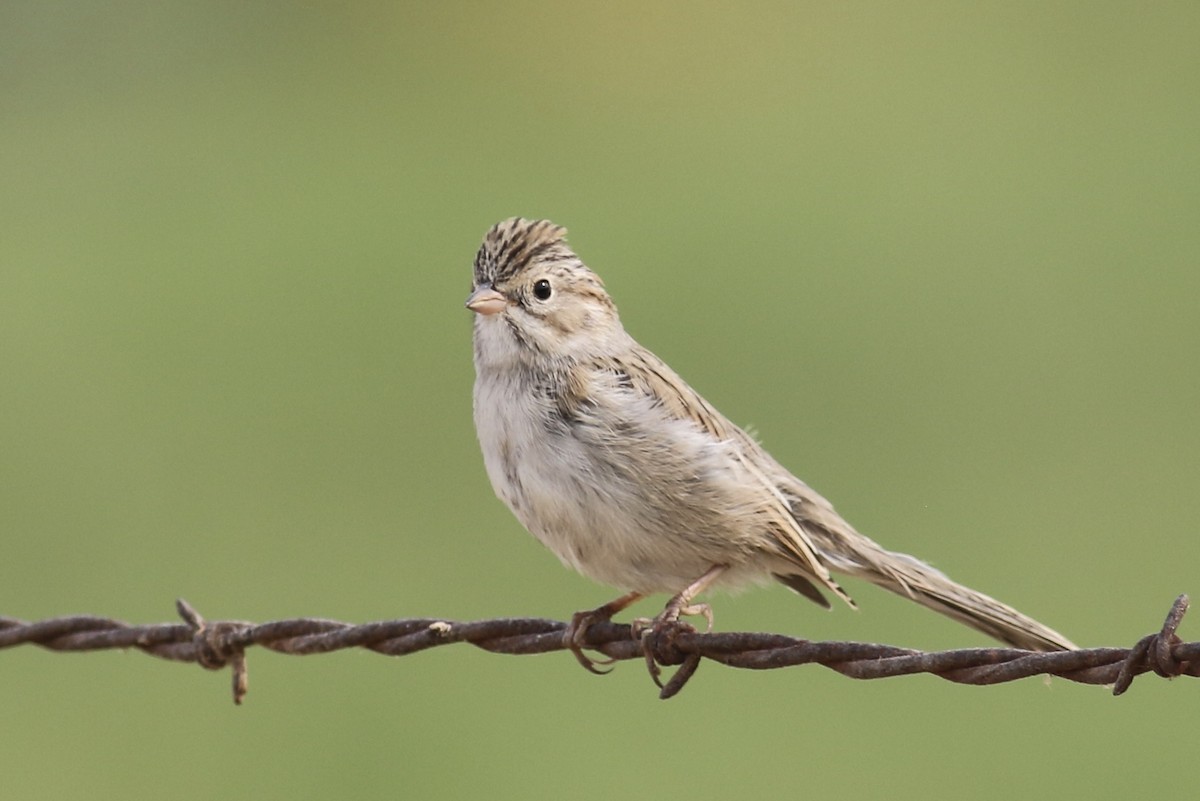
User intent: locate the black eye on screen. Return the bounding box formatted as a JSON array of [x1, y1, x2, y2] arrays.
[[532, 279, 552, 300]]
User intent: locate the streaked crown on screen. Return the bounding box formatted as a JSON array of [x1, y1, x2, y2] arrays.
[[473, 217, 573, 287]]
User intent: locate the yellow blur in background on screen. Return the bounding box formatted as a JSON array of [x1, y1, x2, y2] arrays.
[[2, 3, 1197, 799]]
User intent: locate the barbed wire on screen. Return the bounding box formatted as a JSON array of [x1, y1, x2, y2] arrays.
[[2, 595, 1195, 703]]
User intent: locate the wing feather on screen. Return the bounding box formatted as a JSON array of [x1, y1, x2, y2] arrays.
[[609, 347, 855, 607]]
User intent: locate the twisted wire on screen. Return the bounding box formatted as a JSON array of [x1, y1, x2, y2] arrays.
[[1, 595, 1194, 703]]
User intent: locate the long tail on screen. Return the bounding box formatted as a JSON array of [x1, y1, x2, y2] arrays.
[[772, 471, 1076, 651], [839, 545, 1077, 651]]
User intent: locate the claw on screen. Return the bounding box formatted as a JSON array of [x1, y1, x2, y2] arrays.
[[635, 565, 728, 689], [562, 590, 643, 674], [562, 566, 727, 689], [678, 603, 714, 632], [565, 609, 619, 674], [637, 610, 701, 688], [643, 634, 664, 687]]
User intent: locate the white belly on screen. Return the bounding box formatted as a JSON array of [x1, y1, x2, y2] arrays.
[[473, 369, 767, 594]]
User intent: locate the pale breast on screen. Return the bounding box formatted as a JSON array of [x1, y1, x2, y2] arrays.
[[472, 365, 770, 593]]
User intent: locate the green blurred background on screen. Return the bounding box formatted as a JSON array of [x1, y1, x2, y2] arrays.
[[2, 2, 1197, 798]]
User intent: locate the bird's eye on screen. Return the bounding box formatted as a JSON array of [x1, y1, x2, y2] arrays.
[[533, 279, 552, 300]]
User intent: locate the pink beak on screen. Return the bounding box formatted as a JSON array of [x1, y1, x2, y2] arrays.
[[465, 286, 507, 316]]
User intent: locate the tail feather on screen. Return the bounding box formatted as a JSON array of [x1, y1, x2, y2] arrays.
[[845, 548, 1077, 652], [774, 474, 1076, 651]]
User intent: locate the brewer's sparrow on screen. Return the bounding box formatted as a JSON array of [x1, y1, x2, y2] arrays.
[[467, 217, 1075, 670]]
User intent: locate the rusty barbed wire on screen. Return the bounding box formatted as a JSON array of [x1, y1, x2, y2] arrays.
[[1, 595, 1195, 703]]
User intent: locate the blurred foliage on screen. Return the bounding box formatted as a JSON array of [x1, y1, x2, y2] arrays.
[[2, 2, 1197, 799]]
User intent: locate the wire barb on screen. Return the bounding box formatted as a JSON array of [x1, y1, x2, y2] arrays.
[[176, 599, 250, 704], [1112, 594, 1191, 695], [2, 595, 1196, 703]]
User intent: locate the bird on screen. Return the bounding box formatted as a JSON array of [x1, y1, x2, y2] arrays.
[[465, 217, 1076, 671]]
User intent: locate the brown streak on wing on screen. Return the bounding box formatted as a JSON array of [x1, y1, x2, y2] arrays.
[[610, 348, 856, 607]]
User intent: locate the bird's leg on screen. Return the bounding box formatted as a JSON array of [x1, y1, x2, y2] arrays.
[[633, 564, 728, 634], [564, 590, 644, 674], [633, 564, 728, 686]]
